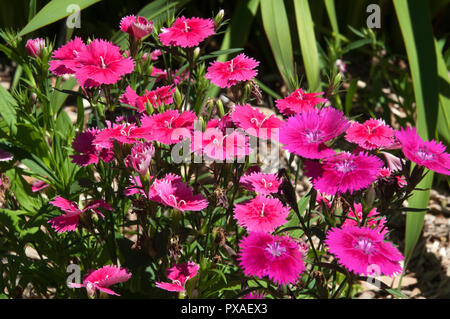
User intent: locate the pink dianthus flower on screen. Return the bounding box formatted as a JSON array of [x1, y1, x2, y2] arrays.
[[345, 119, 395, 150], [239, 172, 281, 195], [120, 15, 153, 40], [275, 89, 327, 116], [155, 262, 199, 292], [205, 54, 259, 88], [49, 37, 85, 75], [159, 16, 214, 48]]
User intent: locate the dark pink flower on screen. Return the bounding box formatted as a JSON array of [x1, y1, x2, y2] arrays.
[[70, 128, 114, 166], [238, 232, 306, 286], [49, 37, 86, 75], [345, 119, 395, 150], [93, 122, 150, 149], [0, 148, 13, 162], [241, 292, 265, 299], [196, 128, 251, 161], [155, 262, 199, 292], [396, 175, 407, 188], [325, 226, 403, 277], [396, 127, 450, 175], [120, 15, 153, 40], [275, 89, 328, 116], [206, 54, 259, 88], [234, 196, 289, 233], [377, 167, 391, 178], [343, 203, 386, 234], [150, 174, 208, 212], [304, 152, 383, 195], [75, 39, 135, 87], [140, 109, 196, 145], [26, 38, 46, 58], [120, 85, 175, 112], [69, 265, 131, 296], [49, 197, 112, 233], [280, 107, 349, 159], [231, 104, 283, 140], [125, 141, 155, 175], [159, 16, 214, 48], [240, 172, 281, 195]]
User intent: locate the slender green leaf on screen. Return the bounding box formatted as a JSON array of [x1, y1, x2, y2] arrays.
[[260, 0, 295, 89], [0, 84, 17, 135], [324, 0, 340, 45], [393, 0, 439, 265], [435, 39, 450, 146], [294, 0, 321, 91], [19, 0, 102, 37]]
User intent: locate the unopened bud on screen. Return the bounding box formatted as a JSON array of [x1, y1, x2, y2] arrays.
[[214, 9, 225, 28], [174, 87, 183, 109], [216, 99, 225, 117]]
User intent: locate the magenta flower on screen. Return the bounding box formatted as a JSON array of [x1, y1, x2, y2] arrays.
[[343, 203, 386, 234], [196, 128, 251, 161], [120, 15, 153, 40], [120, 85, 175, 112], [205, 54, 259, 88], [238, 232, 306, 286], [345, 119, 395, 150], [26, 38, 46, 58], [0, 148, 13, 162], [231, 104, 283, 140], [125, 141, 155, 175], [159, 16, 214, 48], [74, 39, 135, 87], [304, 152, 383, 196], [48, 197, 113, 233], [49, 37, 85, 75], [280, 107, 349, 159], [241, 292, 265, 299], [325, 226, 404, 277], [31, 179, 49, 193], [155, 262, 199, 292], [93, 121, 150, 149], [70, 128, 114, 166], [396, 126, 450, 175], [234, 196, 289, 233], [240, 172, 281, 195], [275, 89, 328, 116], [150, 174, 208, 212], [140, 109, 196, 145], [69, 265, 131, 297]]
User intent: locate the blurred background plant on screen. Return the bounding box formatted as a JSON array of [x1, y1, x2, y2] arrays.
[[0, 0, 449, 298]]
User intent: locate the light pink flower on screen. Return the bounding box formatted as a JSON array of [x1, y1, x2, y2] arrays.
[[231, 104, 283, 140], [205, 54, 259, 88], [238, 232, 306, 286], [31, 180, 49, 192], [396, 126, 450, 175], [26, 38, 45, 58], [49, 37, 86, 75], [74, 39, 135, 87], [150, 174, 208, 212], [69, 265, 131, 296], [343, 203, 386, 234], [304, 152, 383, 195], [325, 226, 404, 277], [125, 141, 155, 175], [120, 85, 175, 112], [140, 109, 196, 145], [234, 196, 289, 233], [159, 16, 214, 48], [48, 197, 113, 233], [381, 151, 404, 172], [280, 107, 349, 159], [377, 167, 391, 178], [240, 172, 281, 195], [70, 128, 114, 166], [155, 262, 199, 292], [345, 119, 395, 150], [275, 89, 328, 116], [120, 15, 153, 40]]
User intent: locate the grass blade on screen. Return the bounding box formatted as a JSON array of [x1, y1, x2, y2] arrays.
[[260, 0, 295, 90], [293, 0, 321, 92]]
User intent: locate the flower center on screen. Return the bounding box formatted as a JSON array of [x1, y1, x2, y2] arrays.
[[72, 50, 79, 57], [265, 241, 286, 257], [261, 178, 273, 189], [335, 159, 357, 173], [164, 116, 176, 129], [250, 117, 267, 128], [120, 125, 135, 136], [303, 129, 323, 143], [227, 60, 234, 73], [354, 237, 375, 255], [296, 90, 304, 100], [99, 56, 107, 69], [183, 21, 190, 32], [168, 194, 186, 208], [415, 148, 434, 161], [259, 202, 266, 217]]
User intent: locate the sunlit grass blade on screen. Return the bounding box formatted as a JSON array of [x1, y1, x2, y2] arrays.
[[393, 0, 439, 267], [435, 39, 450, 146], [324, 0, 340, 45], [293, 0, 321, 92], [260, 0, 295, 90], [18, 0, 102, 37]]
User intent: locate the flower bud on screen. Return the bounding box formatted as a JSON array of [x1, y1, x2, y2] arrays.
[[125, 141, 155, 175], [25, 38, 46, 58], [214, 9, 225, 28]]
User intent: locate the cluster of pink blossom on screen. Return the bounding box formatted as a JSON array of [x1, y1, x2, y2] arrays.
[[37, 9, 450, 298]]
